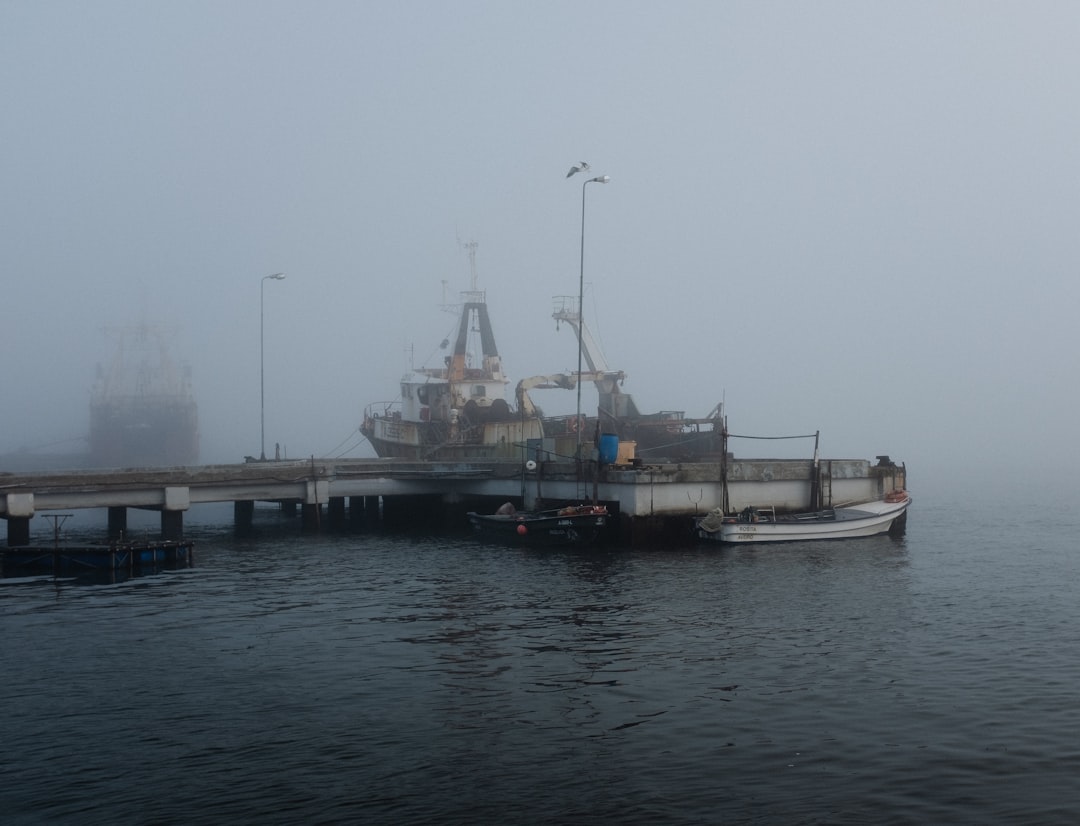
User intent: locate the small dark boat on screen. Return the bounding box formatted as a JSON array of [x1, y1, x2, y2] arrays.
[[467, 503, 608, 547]]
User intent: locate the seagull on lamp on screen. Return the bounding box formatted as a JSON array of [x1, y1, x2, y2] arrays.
[[566, 161, 591, 178]]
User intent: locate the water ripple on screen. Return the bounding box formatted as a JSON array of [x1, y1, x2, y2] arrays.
[[5, 509, 1080, 822]]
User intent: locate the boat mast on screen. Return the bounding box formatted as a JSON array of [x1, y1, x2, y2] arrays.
[[464, 239, 479, 292], [721, 422, 730, 515]]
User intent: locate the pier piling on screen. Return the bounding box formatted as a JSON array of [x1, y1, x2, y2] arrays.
[[301, 503, 322, 532], [234, 500, 254, 532], [161, 510, 183, 541], [108, 507, 127, 540], [328, 497, 346, 529], [6, 517, 31, 547]]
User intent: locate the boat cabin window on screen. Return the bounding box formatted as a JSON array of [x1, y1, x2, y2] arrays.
[[472, 385, 487, 398]]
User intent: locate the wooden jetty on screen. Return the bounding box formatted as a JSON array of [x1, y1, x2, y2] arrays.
[[0, 454, 906, 547]]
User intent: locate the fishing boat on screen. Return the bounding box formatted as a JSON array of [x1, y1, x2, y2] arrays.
[[467, 503, 608, 547], [695, 490, 911, 544], [360, 246, 546, 460], [89, 325, 199, 468], [550, 296, 725, 462]]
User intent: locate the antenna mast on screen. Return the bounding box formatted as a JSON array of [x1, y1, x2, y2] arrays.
[[464, 240, 479, 292]]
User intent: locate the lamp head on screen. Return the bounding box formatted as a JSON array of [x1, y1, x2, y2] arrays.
[[589, 175, 611, 184], [268, 272, 286, 280]]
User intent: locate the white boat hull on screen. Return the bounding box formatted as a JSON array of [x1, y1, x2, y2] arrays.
[[698, 495, 910, 544]]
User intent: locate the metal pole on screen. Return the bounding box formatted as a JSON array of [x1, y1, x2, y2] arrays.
[[260, 273, 285, 461], [260, 277, 266, 461], [575, 176, 609, 474], [576, 180, 587, 466]]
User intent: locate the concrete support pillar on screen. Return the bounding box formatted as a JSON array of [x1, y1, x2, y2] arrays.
[[161, 510, 183, 540], [328, 497, 346, 529], [365, 495, 381, 522], [161, 486, 189, 541], [301, 503, 322, 532], [6, 517, 31, 547], [234, 500, 254, 531], [380, 495, 405, 527], [5, 494, 34, 546], [281, 501, 298, 517], [349, 496, 366, 526], [108, 507, 128, 540]]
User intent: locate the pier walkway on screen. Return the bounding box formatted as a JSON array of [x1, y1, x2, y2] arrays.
[[1, 456, 904, 546]]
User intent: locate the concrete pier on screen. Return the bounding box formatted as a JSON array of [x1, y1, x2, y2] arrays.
[[0, 456, 907, 546]]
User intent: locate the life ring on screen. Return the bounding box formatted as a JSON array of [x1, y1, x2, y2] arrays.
[[884, 490, 908, 503], [567, 416, 581, 433]]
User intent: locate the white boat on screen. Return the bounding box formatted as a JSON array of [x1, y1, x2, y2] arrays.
[[696, 491, 911, 543]]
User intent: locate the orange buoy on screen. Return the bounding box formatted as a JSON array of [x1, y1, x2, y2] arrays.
[[517, 524, 527, 536]]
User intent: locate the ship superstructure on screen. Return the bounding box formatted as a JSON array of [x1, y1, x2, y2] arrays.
[[551, 295, 725, 461], [88, 325, 199, 468], [361, 248, 543, 460]]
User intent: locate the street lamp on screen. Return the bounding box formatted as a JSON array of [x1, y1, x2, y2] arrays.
[[573, 173, 610, 466], [260, 272, 286, 461]]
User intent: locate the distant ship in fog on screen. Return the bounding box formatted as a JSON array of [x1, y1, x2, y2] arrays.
[[88, 325, 199, 468]]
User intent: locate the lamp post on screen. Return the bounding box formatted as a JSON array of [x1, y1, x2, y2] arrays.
[[574, 174, 610, 466], [260, 272, 286, 461]]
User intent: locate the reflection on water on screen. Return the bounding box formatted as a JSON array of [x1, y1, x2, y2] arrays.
[[4, 504, 1080, 823]]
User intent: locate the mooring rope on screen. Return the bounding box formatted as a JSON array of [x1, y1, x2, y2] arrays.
[[726, 432, 818, 441]]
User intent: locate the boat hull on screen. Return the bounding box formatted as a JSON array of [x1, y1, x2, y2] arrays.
[[698, 495, 910, 544], [467, 507, 607, 547], [90, 397, 199, 468], [362, 410, 544, 460]]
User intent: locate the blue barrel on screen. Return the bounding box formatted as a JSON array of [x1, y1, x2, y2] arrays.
[[598, 433, 619, 464]]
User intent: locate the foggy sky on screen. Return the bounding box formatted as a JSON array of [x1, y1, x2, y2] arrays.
[[3, 1, 1079, 494]]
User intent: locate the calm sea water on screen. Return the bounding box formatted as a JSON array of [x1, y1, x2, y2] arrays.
[[4, 491, 1080, 825]]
